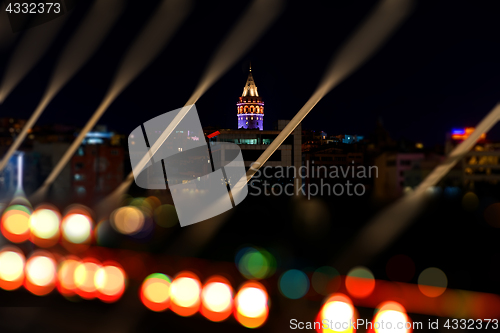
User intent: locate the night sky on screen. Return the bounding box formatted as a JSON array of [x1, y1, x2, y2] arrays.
[[2, 0, 500, 146]]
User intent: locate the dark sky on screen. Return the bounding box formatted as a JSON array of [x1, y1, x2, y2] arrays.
[[2, 0, 500, 146]]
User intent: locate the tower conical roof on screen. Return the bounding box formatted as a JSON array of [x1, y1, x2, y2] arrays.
[[242, 65, 259, 97]]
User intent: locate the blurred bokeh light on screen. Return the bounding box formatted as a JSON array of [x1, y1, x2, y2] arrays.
[[94, 263, 126, 302], [140, 273, 172, 312], [279, 269, 309, 299], [57, 257, 80, 296], [61, 213, 93, 244], [418, 267, 447, 297], [74, 260, 101, 299], [170, 272, 202, 317], [462, 192, 479, 212], [370, 301, 412, 333], [200, 276, 233, 322], [29, 207, 61, 247], [24, 252, 57, 296], [236, 246, 276, 279], [110, 206, 145, 235], [316, 293, 356, 333], [346, 266, 375, 298], [0, 246, 25, 290], [1, 204, 31, 243], [312, 266, 341, 296], [234, 281, 269, 329]]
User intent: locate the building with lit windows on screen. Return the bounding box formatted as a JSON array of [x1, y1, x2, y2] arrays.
[[71, 126, 124, 202], [205, 66, 302, 191], [32, 126, 124, 204], [210, 120, 301, 170], [237, 65, 264, 130], [208, 68, 301, 174], [447, 128, 500, 188]]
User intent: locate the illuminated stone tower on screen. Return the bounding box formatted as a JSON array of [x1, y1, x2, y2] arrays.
[[237, 65, 264, 130]]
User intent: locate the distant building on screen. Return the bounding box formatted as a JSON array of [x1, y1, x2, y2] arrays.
[[0, 118, 32, 148], [374, 152, 424, 199], [446, 128, 500, 189], [30, 126, 125, 205], [336, 134, 364, 144], [209, 121, 301, 169], [71, 127, 125, 203], [237, 65, 264, 130], [373, 150, 464, 200], [208, 120, 302, 191], [0, 152, 24, 203], [33, 141, 72, 203], [302, 130, 328, 152], [403, 153, 462, 190], [301, 142, 370, 195]]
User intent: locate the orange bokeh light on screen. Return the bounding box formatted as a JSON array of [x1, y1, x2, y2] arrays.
[[346, 276, 376, 298], [0, 246, 25, 291], [95, 262, 126, 302], [1, 207, 31, 243], [61, 213, 93, 244], [316, 293, 357, 333], [170, 271, 202, 317], [200, 276, 233, 322], [74, 259, 101, 299], [57, 257, 80, 296], [29, 206, 61, 248], [368, 301, 412, 333], [24, 252, 57, 296], [140, 273, 172, 312], [234, 281, 269, 329], [346, 267, 375, 299], [418, 285, 446, 298]]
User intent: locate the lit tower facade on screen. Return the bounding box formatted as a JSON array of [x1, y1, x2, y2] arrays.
[[237, 66, 264, 130]]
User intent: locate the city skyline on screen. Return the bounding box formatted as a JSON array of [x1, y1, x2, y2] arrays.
[[1, 1, 500, 146], [0, 2, 499, 332]]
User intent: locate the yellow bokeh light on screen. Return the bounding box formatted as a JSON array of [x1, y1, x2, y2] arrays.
[[374, 310, 410, 333], [236, 287, 267, 318], [319, 295, 356, 333], [322, 301, 353, 322], [3, 212, 30, 235], [0, 251, 24, 282], [58, 259, 80, 291], [322, 301, 354, 332], [170, 277, 201, 308], [111, 206, 145, 235], [62, 214, 92, 244], [30, 209, 60, 239], [25, 256, 56, 286], [94, 265, 125, 296], [144, 281, 170, 303], [74, 262, 100, 293], [202, 282, 232, 312]]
